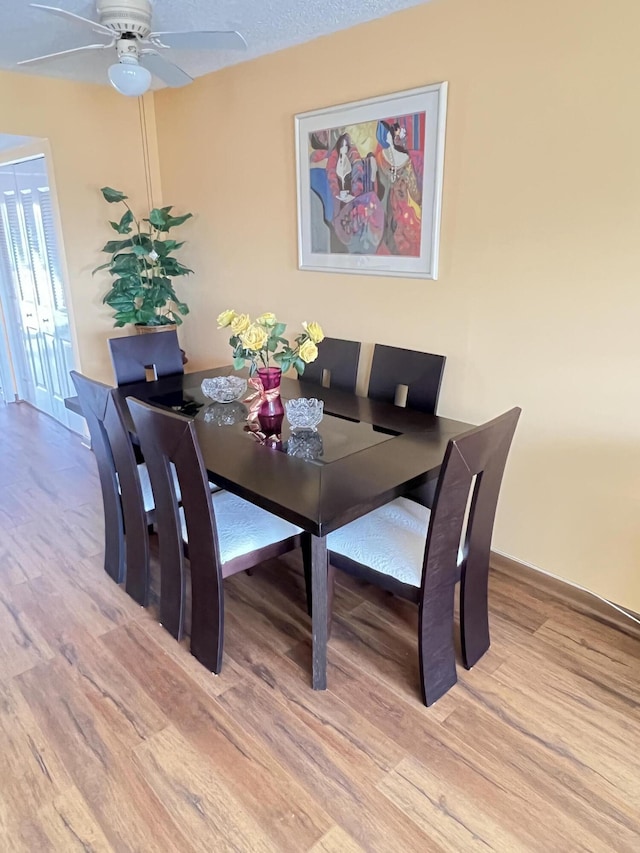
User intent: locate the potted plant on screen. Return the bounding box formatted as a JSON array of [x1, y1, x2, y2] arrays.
[[94, 186, 193, 331]]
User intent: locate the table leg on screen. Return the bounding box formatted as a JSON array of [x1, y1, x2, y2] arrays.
[[311, 534, 328, 690]]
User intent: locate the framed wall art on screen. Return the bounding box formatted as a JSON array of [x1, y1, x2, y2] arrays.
[[295, 82, 448, 279]]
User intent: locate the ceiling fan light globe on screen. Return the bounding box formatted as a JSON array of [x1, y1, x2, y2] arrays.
[[108, 58, 151, 96]]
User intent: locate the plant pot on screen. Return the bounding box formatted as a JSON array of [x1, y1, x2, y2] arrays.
[[135, 323, 177, 335], [133, 323, 188, 364]]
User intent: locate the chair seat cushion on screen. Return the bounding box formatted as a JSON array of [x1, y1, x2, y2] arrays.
[[327, 496, 431, 587], [136, 463, 219, 513], [180, 490, 302, 564]]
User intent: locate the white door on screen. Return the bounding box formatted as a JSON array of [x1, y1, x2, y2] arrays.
[[0, 156, 81, 431]]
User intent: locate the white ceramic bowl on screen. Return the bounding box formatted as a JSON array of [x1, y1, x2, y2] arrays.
[[201, 375, 247, 403]]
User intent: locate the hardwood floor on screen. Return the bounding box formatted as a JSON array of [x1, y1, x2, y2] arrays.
[[1, 401, 639, 851]]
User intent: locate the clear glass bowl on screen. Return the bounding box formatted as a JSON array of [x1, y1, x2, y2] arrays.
[[201, 375, 247, 403], [285, 397, 324, 431]]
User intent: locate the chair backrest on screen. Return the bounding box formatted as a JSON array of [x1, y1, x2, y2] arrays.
[[126, 398, 222, 646], [420, 407, 521, 659], [70, 371, 148, 595], [367, 344, 446, 414], [108, 329, 184, 386], [302, 337, 361, 394]]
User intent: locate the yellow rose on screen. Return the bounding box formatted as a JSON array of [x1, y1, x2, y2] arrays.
[[256, 312, 277, 327], [216, 308, 236, 328], [303, 321, 324, 344], [230, 313, 250, 336], [299, 339, 318, 363], [240, 323, 269, 352]]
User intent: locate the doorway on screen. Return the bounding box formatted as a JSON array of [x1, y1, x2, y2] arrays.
[[0, 141, 82, 432]]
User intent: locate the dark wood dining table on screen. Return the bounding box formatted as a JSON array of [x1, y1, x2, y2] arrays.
[[67, 366, 473, 690]]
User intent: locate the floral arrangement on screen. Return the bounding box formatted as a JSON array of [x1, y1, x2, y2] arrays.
[[217, 309, 324, 376]]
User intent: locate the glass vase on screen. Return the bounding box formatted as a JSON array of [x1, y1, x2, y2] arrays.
[[257, 366, 284, 436]]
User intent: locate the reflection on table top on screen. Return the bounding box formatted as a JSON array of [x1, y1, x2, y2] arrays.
[[66, 366, 473, 537], [148, 381, 397, 466], [124, 368, 471, 536]]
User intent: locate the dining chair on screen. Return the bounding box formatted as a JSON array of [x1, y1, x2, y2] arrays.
[[126, 397, 308, 673], [108, 329, 184, 386], [326, 407, 521, 706], [302, 337, 361, 394], [70, 371, 151, 605], [367, 343, 446, 414]]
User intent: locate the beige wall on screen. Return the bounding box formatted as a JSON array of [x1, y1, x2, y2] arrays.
[[0, 70, 158, 382], [153, 0, 640, 611]]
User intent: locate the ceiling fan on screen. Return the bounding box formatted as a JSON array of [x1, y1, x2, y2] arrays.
[[18, 0, 248, 96]]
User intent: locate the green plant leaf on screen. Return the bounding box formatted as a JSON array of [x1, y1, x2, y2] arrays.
[[101, 238, 133, 254], [135, 307, 157, 324], [131, 233, 153, 248], [105, 295, 136, 308], [110, 253, 140, 274], [177, 303, 189, 316], [154, 239, 184, 256], [101, 187, 128, 203], [111, 275, 140, 289], [148, 210, 193, 232], [164, 212, 193, 231], [92, 261, 112, 275], [108, 209, 134, 234], [113, 309, 137, 322], [147, 208, 170, 229], [160, 257, 193, 276], [294, 358, 305, 375], [233, 355, 246, 371]]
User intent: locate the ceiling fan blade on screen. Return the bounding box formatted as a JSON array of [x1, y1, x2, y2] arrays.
[[139, 52, 193, 87], [17, 42, 112, 66], [149, 31, 247, 51], [30, 4, 114, 37]]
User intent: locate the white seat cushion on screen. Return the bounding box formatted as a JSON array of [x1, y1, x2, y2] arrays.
[[180, 490, 302, 565], [327, 496, 431, 587], [135, 464, 219, 513]]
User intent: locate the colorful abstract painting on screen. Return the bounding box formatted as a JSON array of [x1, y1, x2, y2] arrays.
[[308, 113, 425, 257], [296, 84, 447, 279]]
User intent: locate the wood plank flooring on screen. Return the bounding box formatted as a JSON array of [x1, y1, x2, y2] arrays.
[[1, 401, 639, 852]]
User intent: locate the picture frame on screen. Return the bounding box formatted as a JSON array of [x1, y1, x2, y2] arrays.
[[295, 82, 448, 279]]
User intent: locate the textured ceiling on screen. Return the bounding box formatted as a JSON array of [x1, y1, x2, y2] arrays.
[[0, 0, 430, 89]]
